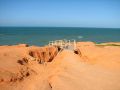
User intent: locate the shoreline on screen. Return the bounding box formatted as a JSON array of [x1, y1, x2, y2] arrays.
[[0, 41, 120, 46]]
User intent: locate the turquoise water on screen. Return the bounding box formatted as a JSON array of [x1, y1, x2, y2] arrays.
[[0, 27, 120, 46]]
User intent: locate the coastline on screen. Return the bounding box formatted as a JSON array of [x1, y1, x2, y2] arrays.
[[1, 0, 120, 89]]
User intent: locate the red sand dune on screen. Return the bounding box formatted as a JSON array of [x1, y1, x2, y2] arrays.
[[0, 42, 120, 90]]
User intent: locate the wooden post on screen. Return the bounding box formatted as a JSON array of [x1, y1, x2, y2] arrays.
[[54, 41, 57, 46], [68, 40, 71, 46], [60, 40, 63, 48], [73, 40, 76, 50], [49, 41, 50, 46], [51, 41, 54, 46], [49, 41, 52, 46], [64, 39, 67, 48]]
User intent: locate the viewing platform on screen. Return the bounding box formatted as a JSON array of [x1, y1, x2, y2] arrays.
[[48, 39, 77, 50]]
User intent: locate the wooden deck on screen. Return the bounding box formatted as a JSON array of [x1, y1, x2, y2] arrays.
[[48, 39, 77, 50]]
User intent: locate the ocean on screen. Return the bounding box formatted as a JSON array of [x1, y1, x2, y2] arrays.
[[0, 27, 120, 46]]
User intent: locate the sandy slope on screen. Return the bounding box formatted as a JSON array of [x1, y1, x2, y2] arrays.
[[0, 42, 120, 90], [47, 49, 120, 90]]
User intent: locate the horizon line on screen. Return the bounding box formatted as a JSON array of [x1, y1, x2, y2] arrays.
[[0, 26, 120, 29]]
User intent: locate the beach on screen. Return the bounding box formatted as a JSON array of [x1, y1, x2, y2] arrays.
[[0, 42, 120, 90]]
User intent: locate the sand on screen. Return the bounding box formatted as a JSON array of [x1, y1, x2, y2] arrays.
[[0, 42, 120, 90]]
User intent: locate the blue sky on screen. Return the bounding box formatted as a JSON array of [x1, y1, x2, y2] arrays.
[[0, 0, 120, 28]]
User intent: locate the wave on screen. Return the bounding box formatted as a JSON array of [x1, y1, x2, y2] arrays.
[[77, 36, 83, 39]]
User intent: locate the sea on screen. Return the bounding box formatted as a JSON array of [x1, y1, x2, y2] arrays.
[[0, 27, 120, 46]]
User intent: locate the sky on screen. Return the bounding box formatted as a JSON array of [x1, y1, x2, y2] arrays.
[[0, 0, 120, 28]]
